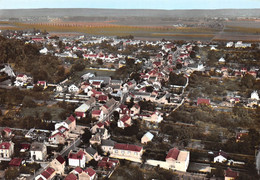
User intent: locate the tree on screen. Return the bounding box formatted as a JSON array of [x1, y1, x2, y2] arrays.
[[5, 167, 19, 180], [146, 86, 154, 93], [22, 96, 36, 108], [43, 112, 52, 121], [82, 128, 92, 144], [97, 59, 103, 65], [190, 51, 196, 58], [241, 74, 255, 89]]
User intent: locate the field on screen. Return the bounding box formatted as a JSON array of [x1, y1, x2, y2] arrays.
[[1, 17, 260, 41]]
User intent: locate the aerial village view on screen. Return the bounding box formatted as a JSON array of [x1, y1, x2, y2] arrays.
[[0, 0, 259, 180]]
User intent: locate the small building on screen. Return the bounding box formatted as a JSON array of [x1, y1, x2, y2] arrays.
[[111, 143, 143, 162], [91, 110, 104, 121], [117, 115, 132, 129], [30, 142, 47, 161], [50, 155, 66, 175], [79, 167, 96, 180], [214, 150, 228, 163], [75, 104, 90, 119], [101, 139, 115, 155], [141, 132, 154, 144], [68, 149, 86, 168], [65, 115, 76, 132], [68, 84, 79, 93], [35, 167, 56, 180], [165, 147, 190, 172], [37, 81, 47, 89], [85, 146, 99, 163], [0, 142, 14, 159], [3, 128, 12, 138]]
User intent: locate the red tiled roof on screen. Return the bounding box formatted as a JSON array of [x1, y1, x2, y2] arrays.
[[98, 95, 108, 101], [65, 173, 77, 180], [92, 81, 101, 86], [85, 167, 96, 177], [75, 112, 84, 117], [20, 143, 30, 150], [114, 143, 142, 152], [69, 150, 85, 160], [97, 122, 104, 128], [9, 158, 22, 166], [197, 98, 210, 105], [0, 142, 11, 150], [92, 110, 101, 115], [41, 167, 55, 179], [74, 166, 83, 174], [17, 74, 24, 77], [46, 167, 55, 175], [3, 127, 12, 133], [56, 155, 65, 164], [67, 115, 76, 122], [166, 148, 180, 160], [225, 168, 239, 178]]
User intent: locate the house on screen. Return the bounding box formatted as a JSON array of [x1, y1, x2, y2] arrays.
[[30, 142, 47, 161], [65, 115, 76, 131], [16, 74, 28, 82], [91, 122, 105, 134], [130, 104, 140, 116], [79, 168, 96, 180], [3, 127, 12, 137], [214, 150, 228, 163], [48, 131, 66, 144], [224, 168, 239, 180], [91, 110, 104, 121], [197, 98, 210, 106], [91, 81, 102, 89], [0, 142, 14, 159], [111, 143, 143, 162], [98, 157, 119, 170], [101, 139, 115, 155], [85, 146, 99, 162], [117, 115, 132, 129], [101, 98, 117, 116], [68, 149, 86, 168], [68, 84, 79, 93], [165, 148, 190, 172], [37, 81, 47, 89], [35, 167, 56, 180], [90, 133, 101, 145], [65, 173, 77, 180], [141, 132, 154, 144], [50, 155, 66, 175], [75, 104, 90, 119], [139, 110, 163, 123]]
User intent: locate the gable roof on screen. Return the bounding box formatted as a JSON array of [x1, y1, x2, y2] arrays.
[[86, 146, 97, 156], [143, 132, 154, 141], [56, 155, 65, 164], [85, 167, 96, 177], [65, 173, 77, 180], [0, 142, 11, 150], [9, 158, 22, 166], [166, 148, 180, 160], [197, 98, 210, 105], [114, 143, 142, 152], [225, 168, 239, 178]]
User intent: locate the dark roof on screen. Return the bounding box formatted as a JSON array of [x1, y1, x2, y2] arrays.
[[101, 139, 115, 147], [86, 146, 97, 156], [56, 155, 65, 164]]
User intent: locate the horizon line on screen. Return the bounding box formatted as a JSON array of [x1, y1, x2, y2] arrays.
[[1, 7, 260, 11]]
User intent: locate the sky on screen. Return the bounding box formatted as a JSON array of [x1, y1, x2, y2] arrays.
[[0, 0, 260, 10]]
